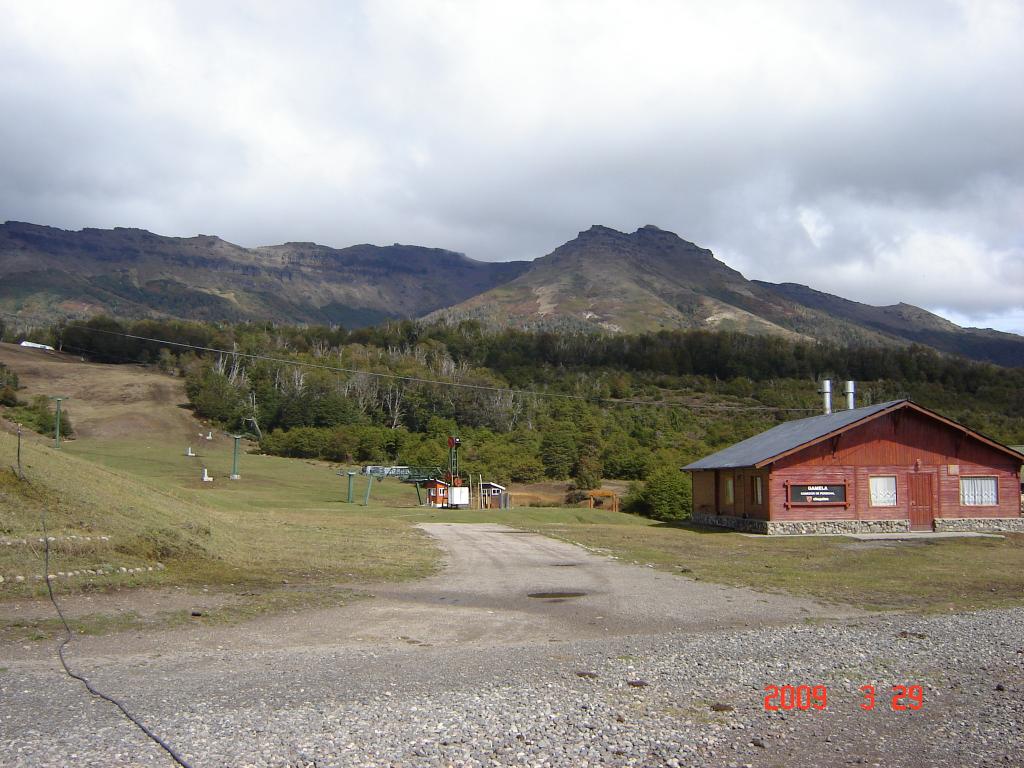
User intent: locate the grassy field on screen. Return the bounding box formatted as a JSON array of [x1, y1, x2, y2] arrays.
[[69, 434, 1024, 613], [4, 428, 1024, 621], [544, 522, 1024, 613], [3, 342, 1024, 646], [0, 431, 440, 590]]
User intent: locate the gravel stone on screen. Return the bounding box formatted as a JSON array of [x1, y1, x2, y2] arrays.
[[2, 609, 1022, 767]]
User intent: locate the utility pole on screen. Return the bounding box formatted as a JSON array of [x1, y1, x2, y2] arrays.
[[50, 396, 69, 449], [229, 434, 242, 480], [16, 424, 23, 478]]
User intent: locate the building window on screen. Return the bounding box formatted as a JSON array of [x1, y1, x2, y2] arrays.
[[869, 476, 897, 507], [724, 477, 734, 505], [751, 476, 763, 505], [960, 476, 998, 506]]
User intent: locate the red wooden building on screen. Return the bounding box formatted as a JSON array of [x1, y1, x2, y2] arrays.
[[683, 400, 1024, 535], [422, 478, 449, 508]]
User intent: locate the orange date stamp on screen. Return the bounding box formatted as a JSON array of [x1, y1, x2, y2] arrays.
[[762, 684, 924, 711]]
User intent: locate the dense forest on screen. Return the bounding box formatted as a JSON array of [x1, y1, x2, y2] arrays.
[[6, 315, 1024, 518]]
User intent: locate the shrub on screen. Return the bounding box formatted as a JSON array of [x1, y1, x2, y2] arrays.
[[0, 362, 17, 389], [4, 396, 74, 438], [633, 466, 692, 521], [259, 427, 329, 458], [0, 386, 18, 407]]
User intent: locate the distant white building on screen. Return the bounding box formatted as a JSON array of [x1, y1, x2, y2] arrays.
[[19, 341, 55, 351]]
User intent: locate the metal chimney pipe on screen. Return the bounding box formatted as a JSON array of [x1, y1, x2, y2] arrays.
[[819, 379, 832, 415], [844, 380, 856, 410]]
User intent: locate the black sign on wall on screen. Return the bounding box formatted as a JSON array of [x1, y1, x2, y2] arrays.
[[789, 483, 847, 504]]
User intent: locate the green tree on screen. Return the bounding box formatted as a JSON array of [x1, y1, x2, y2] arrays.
[[540, 428, 577, 479], [572, 451, 602, 490], [186, 366, 246, 425]]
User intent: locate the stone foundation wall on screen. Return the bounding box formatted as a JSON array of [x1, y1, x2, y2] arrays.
[[691, 512, 909, 535], [693, 512, 1024, 535], [934, 517, 1024, 533], [765, 519, 911, 535]]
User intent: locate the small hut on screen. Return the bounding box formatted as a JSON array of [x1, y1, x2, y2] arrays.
[[479, 482, 510, 509], [422, 478, 449, 508]]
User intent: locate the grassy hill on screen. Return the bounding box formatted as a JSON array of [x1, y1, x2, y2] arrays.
[[0, 344, 441, 640]]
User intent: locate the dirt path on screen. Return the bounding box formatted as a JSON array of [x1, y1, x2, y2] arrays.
[[359, 523, 859, 643], [3, 524, 1015, 768], [3, 523, 858, 663]]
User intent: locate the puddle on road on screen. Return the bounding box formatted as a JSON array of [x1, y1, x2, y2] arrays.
[[528, 591, 587, 599]]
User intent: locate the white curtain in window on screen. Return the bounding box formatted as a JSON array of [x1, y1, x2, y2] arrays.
[[869, 476, 897, 506], [960, 476, 997, 506]]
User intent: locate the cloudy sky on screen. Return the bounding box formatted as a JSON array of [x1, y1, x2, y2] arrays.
[[1, 0, 1022, 332]]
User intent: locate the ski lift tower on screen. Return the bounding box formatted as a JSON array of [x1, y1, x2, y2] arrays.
[[225, 431, 258, 480], [447, 436, 460, 482], [50, 396, 70, 449], [446, 436, 470, 508]]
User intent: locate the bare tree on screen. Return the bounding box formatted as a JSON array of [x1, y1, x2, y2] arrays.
[[488, 389, 523, 432], [381, 382, 406, 429], [346, 373, 380, 414]]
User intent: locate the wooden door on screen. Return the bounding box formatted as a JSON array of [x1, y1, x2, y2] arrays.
[[908, 474, 934, 531]]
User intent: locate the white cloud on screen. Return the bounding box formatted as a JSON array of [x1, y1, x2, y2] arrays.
[[0, 0, 1021, 331]]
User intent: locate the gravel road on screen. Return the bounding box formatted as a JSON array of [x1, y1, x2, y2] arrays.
[[2, 524, 1021, 767]]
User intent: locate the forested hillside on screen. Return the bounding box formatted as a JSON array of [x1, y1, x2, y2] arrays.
[[7, 316, 1021, 504]]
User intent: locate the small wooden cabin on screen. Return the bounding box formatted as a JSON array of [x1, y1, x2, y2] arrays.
[[683, 400, 1024, 535], [422, 478, 471, 508], [422, 479, 449, 509], [480, 482, 509, 509]]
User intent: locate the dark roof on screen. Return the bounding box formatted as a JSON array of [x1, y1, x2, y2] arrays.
[[683, 400, 907, 470], [684, 399, 1024, 470]]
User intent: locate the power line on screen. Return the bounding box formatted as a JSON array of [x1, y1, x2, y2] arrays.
[[84, 326, 818, 413], [27, 471, 195, 768], [0, 310, 819, 413]]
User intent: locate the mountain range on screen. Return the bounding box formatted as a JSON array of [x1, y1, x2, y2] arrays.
[[2, 220, 1022, 366]]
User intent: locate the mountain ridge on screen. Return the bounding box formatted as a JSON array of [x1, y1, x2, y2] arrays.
[[0, 220, 529, 327], [1, 220, 1022, 366], [428, 224, 1024, 365]]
